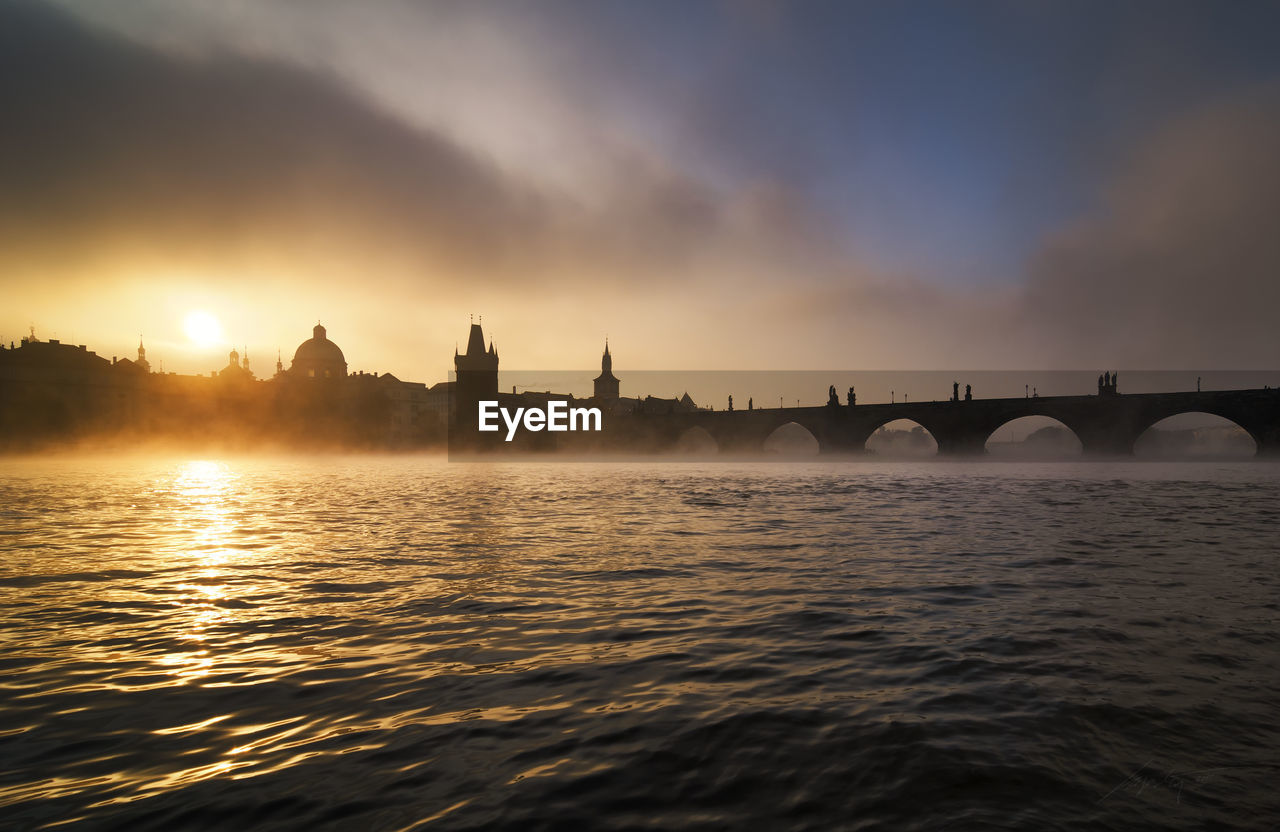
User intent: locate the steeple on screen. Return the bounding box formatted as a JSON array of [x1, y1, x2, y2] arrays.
[[593, 338, 619, 400], [276, 349, 283, 376], [136, 336, 150, 373]]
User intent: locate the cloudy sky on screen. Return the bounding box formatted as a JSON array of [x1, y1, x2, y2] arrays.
[[2, 0, 1278, 380]]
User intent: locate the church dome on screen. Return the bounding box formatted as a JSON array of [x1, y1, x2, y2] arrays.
[[291, 323, 347, 379]]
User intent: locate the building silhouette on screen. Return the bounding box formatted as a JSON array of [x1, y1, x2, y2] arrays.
[[218, 348, 254, 381], [594, 340, 619, 401], [7, 319, 1274, 454], [290, 323, 347, 380], [0, 323, 449, 449], [452, 321, 498, 435]]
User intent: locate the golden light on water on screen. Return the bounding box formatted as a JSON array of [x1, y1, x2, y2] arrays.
[[168, 460, 239, 685]]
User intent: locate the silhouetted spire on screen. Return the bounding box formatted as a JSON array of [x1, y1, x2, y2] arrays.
[[454, 318, 499, 424], [594, 338, 619, 400], [465, 323, 486, 356]]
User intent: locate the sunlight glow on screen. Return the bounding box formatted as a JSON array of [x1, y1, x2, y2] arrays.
[[184, 310, 223, 347]]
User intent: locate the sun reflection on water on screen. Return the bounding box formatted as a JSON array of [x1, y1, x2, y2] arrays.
[[174, 460, 239, 564], [165, 461, 244, 680]]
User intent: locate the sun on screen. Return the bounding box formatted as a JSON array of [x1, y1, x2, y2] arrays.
[[183, 310, 223, 347]]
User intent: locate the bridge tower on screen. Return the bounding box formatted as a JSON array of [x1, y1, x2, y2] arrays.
[[453, 320, 498, 434]]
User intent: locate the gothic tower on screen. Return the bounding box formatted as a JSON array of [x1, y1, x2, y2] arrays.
[[453, 319, 499, 431], [593, 339, 619, 400]]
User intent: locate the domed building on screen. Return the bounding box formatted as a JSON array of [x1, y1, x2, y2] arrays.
[[290, 323, 347, 380]]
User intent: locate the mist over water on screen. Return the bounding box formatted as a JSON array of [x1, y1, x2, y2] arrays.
[[2, 457, 1278, 830]]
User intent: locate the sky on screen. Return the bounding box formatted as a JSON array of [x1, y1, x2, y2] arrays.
[[2, 0, 1279, 381]]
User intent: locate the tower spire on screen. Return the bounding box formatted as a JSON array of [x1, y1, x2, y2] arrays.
[[594, 337, 619, 400]]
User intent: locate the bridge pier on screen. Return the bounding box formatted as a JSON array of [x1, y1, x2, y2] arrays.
[[815, 430, 870, 455], [1078, 438, 1135, 456], [1072, 424, 1138, 457], [1257, 437, 1280, 458], [935, 439, 987, 456], [1241, 422, 1280, 457]]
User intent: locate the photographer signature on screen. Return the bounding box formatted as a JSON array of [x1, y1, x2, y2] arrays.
[[1100, 758, 1280, 805]]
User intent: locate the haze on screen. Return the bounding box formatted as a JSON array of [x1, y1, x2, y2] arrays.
[[2, 0, 1279, 380]]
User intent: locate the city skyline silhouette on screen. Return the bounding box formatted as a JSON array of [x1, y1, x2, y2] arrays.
[[4, 315, 1277, 456]]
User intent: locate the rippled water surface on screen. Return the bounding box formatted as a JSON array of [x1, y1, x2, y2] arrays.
[[2, 457, 1279, 830]]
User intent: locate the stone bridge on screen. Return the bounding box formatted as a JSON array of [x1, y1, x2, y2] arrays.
[[625, 388, 1280, 456]]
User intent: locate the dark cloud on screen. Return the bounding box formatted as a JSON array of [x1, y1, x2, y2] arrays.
[[1021, 84, 1280, 367], [0, 1, 559, 283], [3, 1, 1277, 372], [0, 0, 815, 296]]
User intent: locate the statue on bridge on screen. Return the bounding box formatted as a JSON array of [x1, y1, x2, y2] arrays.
[[953, 380, 959, 402], [1099, 371, 1119, 396], [748, 397, 753, 411], [847, 386, 855, 407], [964, 384, 972, 401], [828, 385, 839, 407], [728, 394, 733, 412]]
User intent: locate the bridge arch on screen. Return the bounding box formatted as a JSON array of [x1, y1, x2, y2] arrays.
[[984, 415, 1083, 457], [762, 421, 820, 456], [865, 418, 938, 457], [1134, 412, 1257, 458]]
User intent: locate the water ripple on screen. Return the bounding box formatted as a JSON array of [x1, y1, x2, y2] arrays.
[[1, 457, 1278, 830]]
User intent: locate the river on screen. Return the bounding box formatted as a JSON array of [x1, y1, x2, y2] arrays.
[[2, 457, 1277, 830]]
